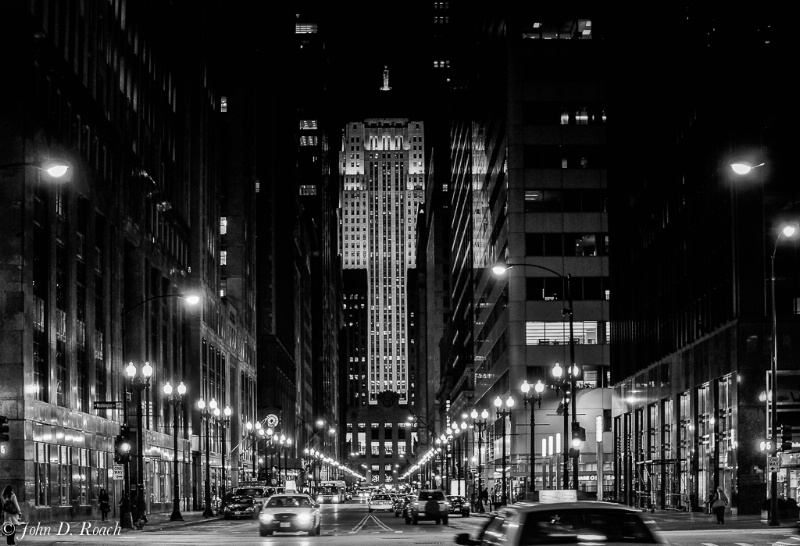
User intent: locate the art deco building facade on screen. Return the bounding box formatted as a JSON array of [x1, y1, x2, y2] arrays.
[[339, 119, 425, 406], [0, 0, 257, 521]]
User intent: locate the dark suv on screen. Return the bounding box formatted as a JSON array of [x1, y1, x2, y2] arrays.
[[405, 489, 450, 525]]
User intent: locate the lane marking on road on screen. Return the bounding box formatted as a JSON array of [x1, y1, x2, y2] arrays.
[[371, 514, 394, 532], [733, 543, 753, 546], [349, 513, 370, 534]]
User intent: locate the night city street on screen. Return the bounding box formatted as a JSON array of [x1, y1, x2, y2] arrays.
[[1, 3, 798, 546]]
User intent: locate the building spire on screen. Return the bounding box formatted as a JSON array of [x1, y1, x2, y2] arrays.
[[381, 65, 391, 91]]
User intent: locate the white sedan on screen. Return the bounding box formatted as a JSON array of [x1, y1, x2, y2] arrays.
[[258, 494, 321, 536], [368, 493, 394, 512]]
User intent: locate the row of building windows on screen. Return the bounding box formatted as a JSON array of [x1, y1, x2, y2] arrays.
[[524, 189, 607, 213], [525, 233, 609, 256]]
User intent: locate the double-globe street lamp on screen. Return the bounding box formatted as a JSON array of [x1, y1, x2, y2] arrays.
[[520, 379, 544, 496], [470, 408, 490, 511], [163, 381, 187, 521], [197, 398, 218, 517], [493, 260, 580, 491], [494, 395, 515, 506], [245, 420, 267, 481], [125, 361, 152, 525], [214, 404, 233, 498]]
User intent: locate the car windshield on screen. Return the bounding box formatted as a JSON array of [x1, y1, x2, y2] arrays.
[[373, 495, 390, 500], [266, 496, 312, 508], [519, 509, 657, 544], [419, 491, 445, 501], [230, 496, 253, 504], [234, 488, 263, 497]]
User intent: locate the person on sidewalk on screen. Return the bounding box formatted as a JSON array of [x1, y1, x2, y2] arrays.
[[2, 485, 22, 545], [99, 488, 110, 521], [712, 485, 729, 524]]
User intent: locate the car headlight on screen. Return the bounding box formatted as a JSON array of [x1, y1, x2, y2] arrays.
[[260, 512, 274, 522], [244, 507, 254, 512], [297, 512, 312, 524], [317, 495, 324, 502], [333, 495, 339, 502]]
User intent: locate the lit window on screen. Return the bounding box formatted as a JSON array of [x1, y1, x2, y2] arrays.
[[220, 250, 227, 265], [219, 217, 227, 235], [220, 96, 227, 113]]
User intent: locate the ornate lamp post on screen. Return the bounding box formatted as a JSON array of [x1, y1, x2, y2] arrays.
[[521, 379, 544, 495], [126, 361, 152, 524], [216, 405, 233, 498], [245, 420, 265, 481], [494, 395, 515, 506], [197, 398, 217, 517], [470, 408, 489, 511], [163, 381, 187, 521]]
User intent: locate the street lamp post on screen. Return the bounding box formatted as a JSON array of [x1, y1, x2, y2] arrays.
[[245, 421, 264, 481], [494, 395, 515, 506], [768, 223, 799, 525], [470, 409, 489, 512], [494, 260, 579, 490], [126, 361, 152, 525], [216, 406, 233, 498], [163, 381, 187, 521], [198, 398, 217, 517], [521, 379, 544, 496]]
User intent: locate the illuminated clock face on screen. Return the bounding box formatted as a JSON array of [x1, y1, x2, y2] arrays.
[[266, 414, 279, 429], [382, 396, 393, 408]]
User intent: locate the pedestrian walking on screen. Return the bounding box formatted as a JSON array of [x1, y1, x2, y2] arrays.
[[2, 485, 22, 545], [712, 485, 729, 524], [99, 488, 110, 521]]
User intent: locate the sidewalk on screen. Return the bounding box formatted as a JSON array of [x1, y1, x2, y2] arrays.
[[19, 509, 225, 535]]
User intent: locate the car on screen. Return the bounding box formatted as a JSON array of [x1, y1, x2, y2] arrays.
[[454, 501, 666, 545], [394, 494, 413, 517], [222, 494, 257, 519], [233, 486, 269, 514], [447, 495, 470, 517], [406, 489, 450, 525], [258, 493, 321, 537], [368, 492, 394, 512]]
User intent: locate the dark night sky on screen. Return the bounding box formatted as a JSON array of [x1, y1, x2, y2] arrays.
[[314, 0, 434, 122]]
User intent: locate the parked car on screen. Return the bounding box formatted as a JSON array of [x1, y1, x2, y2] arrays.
[[454, 502, 666, 546], [222, 495, 257, 519], [258, 494, 321, 537], [446, 495, 470, 517], [406, 489, 450, 525], [368, 492, 394, 513], [233, 486, 269, 514]]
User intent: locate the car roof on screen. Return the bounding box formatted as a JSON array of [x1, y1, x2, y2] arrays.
[[504, 501, 645, 514], [270, 493, 311, 498]]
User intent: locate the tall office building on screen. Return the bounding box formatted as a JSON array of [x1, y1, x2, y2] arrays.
[[607, 6, 797, 514], [339, 119, 425, 405], [441, 3, 612, 499]]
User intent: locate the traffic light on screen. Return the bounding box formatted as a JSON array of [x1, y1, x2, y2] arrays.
[[115, 425, 132, 463], [569, 425, 586, 458], [0, 415, 9, 443], [781, 425, 793, 452]]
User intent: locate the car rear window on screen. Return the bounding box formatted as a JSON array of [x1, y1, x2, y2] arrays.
[[418, 491, 445, 501], [519, 509, 658, 544], [234, 488, 263, 497], [266, 496, 312, 507], [373, 495, 390, 500]]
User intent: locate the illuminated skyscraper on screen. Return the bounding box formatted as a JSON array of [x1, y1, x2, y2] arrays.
[[339, 119, 425, 404]]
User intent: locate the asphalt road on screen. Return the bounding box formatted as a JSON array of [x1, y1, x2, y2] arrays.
[[9, 501, 800, 546]]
